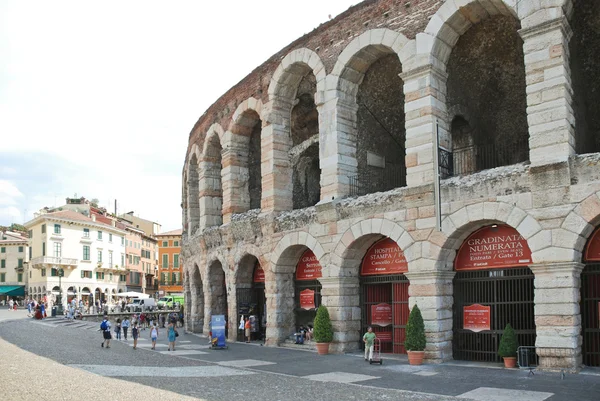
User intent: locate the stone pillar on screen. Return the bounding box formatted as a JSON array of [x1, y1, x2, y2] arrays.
[[519, 16, 574, 166], [318, 86, 359, 201], [221, 139, 249, 224], [199, 154, 223, 229], [400, 65, 448, 188], [404, 271, 454, 363], [320, 276, 361, 353], [265, 271, 295, 346], [189, 280, 204, 334], [260, 99, 294, 213], [530, 262, 583, 372]]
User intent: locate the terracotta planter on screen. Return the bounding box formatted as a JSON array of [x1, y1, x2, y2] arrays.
[[407, 350, 425, 365], [503, 357, 517, 368], [315, 342, 330, 355]]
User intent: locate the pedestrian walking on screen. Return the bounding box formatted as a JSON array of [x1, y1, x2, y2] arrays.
[[245, 317, 251, 343], [101, 316, 112, 348], [115, 318, 122, 340], [132, 322, 139, 350], [167, 319, 178, 351], [8, 299, 14, 311], [122, 317, 130, 340], [150, 324, 158, 350], [40, 302, 46, 319], [363, 326, 376, 362]]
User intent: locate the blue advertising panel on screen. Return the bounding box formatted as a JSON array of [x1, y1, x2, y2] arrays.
[[211, 314, 226, 347]]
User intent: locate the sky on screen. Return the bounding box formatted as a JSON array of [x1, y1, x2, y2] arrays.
[[0, 0, 358, 231]]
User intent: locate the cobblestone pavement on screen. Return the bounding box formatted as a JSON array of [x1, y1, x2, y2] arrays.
[[1, 316, 599, 401]]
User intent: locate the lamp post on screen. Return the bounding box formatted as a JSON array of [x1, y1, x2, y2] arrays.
[[56, 267, 64, 315]]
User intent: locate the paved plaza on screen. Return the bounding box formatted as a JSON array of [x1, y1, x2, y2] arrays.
[[0, 310, 599, 401]]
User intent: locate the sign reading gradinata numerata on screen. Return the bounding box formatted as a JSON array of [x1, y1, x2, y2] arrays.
[[584, 227, 600, 262], [454, 225, 532, 271], [253, 267, 265, 283], [299, 289, 316, 310], [463, 304, 491, 332], [296, 250, 322, 281], [361, 238, 408, 276], [370, 303, 392, 327]]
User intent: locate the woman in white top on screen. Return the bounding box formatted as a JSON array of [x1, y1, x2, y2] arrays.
[[150, 325, 158, 350]]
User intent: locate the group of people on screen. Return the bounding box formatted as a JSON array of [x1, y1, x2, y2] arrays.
[[294, 325, 314, 344], [5, 298, 19, 311], [100, 313, 179, 351]]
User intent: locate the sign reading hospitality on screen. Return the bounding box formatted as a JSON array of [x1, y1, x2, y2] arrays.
[[463, 304, 491, 332], [296, 250, 322, 281], [370, 303, 392, 327], [299, 289, 316, 310], [584, 228, 600, 262], [361, 238, 408, 276], [253, 267, 265, 283], [455, 225, 532, 271]]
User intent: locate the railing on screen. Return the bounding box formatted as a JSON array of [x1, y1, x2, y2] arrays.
[[439, 139, 529, 178], [30, 256, 78, 267], [349, 164, 406, 197], [160, 280, 183, 286]]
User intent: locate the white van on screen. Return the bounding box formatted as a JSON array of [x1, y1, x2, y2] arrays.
[[126, 298, 156, 312]]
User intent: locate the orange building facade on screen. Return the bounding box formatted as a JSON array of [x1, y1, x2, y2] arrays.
[[156, 229, 182, 296]]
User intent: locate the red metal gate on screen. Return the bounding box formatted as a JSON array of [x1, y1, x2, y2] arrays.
[[361, 274, 409, 354]]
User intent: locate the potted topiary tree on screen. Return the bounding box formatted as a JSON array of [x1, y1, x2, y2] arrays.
[[498, 323, 519, 368], [313, 305, 333, 355], [405, 304, 426, 365]]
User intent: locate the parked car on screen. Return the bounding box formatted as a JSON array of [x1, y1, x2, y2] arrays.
[[157, 295, 184, 310], [126, 298, 156, 312]]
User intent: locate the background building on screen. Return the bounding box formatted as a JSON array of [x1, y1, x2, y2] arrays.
[[157, 229, 182, 296], [25, 210, 127, 309], [0, 230, 29, 302], [181, 0, 600, 371]]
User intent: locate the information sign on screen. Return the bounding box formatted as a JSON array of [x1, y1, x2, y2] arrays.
[[361, 238, 407, 276], [296, 250, 322, 281], [370, 303, 392, 327], [299, 289, 316, 310], [463, 304, 491, 332]]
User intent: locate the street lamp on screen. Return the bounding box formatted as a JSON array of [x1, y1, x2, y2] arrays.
[[56, 267, 64, 316]]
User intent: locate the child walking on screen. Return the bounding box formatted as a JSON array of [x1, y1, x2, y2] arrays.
[[150, 324, 158, 350], [132, 322, 139, 350], [363, 326, 376, 362], [115, 318, 122, 340]]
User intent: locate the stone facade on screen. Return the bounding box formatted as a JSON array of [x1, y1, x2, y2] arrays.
[[181, 0, 600, 371]]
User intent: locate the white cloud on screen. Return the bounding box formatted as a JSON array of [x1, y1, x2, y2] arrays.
[[0, 0, 358, 229], [0, 180, 24, 205], [0, 206, 22, 224]]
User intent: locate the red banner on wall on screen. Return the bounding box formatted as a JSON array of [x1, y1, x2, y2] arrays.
[[463, 304, 491, 332], [361, 238, 408, 276], [370, 303, 392, 327], [585, 228, 600, 262], [299, 289, 316, 310], [253, 267, 265, 283], [296, 250, 322, 281], [455, 225, 532, 271]]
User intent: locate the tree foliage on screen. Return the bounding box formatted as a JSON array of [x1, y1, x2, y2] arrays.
[[405, 304, 426, 351], [498, 323, 519, 357], [313, 305, 333, 343]]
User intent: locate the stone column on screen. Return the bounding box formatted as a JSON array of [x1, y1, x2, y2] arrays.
[[221, 139, 249, 224], [530, 262, 583, 372], [260, 99, 294, 212], [320, 276, 361, 353], [519, 16, 574, 166], [317, 86, 359, 201], [264, 271, 295, 346], [400, 65, 448, 188], [404, 270, 455, 363]]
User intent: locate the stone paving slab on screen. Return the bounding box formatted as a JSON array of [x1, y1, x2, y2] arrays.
[[456, 387, 554, 401], [303, 371, 380, 383], [69, 364, 254, 378]]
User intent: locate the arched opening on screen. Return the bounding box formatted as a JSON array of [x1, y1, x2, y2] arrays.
[[207, 260, 227, 335], [291, 73, 321, 209], [581, 226, 600, 366], [81, 287, 91, 304], [294, 250, 322, 337], [350, 51, 406, 196], [67, 286, 76, 303], [360, 237, 409, 354], [446, 15, 529, 176], [187, 154, 200, 234], [200, 135, 223, 227], [570, 0, 600, 154], [190, 265, 204, 333], [452, 225, 535, 362], [236, 255, 266, 342]]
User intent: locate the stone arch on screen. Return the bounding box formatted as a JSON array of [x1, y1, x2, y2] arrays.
[[224, 98, 265, 216], [263, 48, 326, 212], [562, 191, 600, 262], [189, 263, 204, 333], [327, 29, 414, 198], [331, 218, 416, 278], [204, 253, 229, 335], [437, 201, 544, 269], [270, 232, 325, 275], [186, 144, 201, 235], [200, 124, 225, 228]]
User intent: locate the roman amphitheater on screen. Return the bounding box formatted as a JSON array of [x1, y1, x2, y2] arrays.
[[181, 0, 600, 371]]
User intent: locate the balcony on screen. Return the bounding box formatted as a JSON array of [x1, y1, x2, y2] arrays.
[[160, 280, 183, 286], [349, 164, 406, 197], [30, 256, 78, 269]]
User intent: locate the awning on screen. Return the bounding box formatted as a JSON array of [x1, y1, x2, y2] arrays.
[[0, 286, 25, 296]]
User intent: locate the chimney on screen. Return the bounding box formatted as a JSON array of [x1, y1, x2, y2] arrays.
[[112, 220, 116, 227], [91, 215, 96, 222]]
